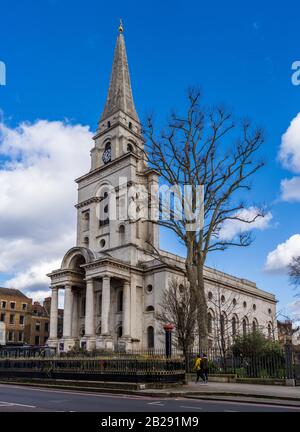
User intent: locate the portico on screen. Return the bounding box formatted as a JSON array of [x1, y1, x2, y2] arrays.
[[47, 249, 137, 352]]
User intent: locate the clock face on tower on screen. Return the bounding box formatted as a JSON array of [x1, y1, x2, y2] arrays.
[[102, 143, 111, 164]]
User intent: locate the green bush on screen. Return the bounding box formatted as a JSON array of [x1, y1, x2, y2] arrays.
[[235, 367, 246, 377], [231, 332, 282, 357]]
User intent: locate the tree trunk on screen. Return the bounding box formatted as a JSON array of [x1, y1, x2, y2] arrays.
[[186, 255, 208, 354]]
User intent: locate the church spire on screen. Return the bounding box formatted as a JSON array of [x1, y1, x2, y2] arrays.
[[100, 22, 139, 123]]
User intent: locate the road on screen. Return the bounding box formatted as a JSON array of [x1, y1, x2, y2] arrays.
[[0, 384, 299, 412]]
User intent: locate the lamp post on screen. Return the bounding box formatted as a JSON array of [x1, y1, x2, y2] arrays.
[[163, 323, 174, 358]]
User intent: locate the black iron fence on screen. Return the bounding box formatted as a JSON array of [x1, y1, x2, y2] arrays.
[[0, 345, 298, 382], [0, 357, 185, 383]]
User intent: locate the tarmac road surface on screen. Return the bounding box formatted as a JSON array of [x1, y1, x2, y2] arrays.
[[0, 384, 299, 412]]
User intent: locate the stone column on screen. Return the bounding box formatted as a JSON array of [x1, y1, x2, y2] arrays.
[[63, 284, 73, 338], [123, 281, 130, 337], [49, 286, 59, 340], [101, 276, 111, 335], [85, 279, 95, 339], [130, 283, 136, 339], [71, 291, 78, 338]]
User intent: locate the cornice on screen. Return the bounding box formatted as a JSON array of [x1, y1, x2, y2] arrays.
[[93, 118, 145, 143], [47, 269, 83, 279], [75, 152, 139, 184], [75, 197, 102, 209], [82, 256, 142, 274]]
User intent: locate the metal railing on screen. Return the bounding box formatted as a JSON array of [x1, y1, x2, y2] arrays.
[[0, 345, 297, 381]]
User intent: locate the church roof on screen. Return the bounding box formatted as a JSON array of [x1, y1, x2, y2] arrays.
[[100, 24, 139, 123]]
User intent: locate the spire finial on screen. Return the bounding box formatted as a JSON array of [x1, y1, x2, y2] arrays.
[[119, 19, 123, 33]]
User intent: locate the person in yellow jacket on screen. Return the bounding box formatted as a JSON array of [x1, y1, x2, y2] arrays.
[[194, 354, 202, 383]]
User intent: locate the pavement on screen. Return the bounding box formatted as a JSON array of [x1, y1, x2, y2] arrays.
[[0, 383, 299, 412], [138, 381, 300, 406]]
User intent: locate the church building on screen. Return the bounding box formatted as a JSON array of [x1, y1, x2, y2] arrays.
[[47, 24, 277, 352]]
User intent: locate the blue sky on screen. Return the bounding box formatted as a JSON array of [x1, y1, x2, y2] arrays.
[[0, 0, 300, 316]]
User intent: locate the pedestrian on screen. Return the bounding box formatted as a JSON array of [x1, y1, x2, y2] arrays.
[[199, 353, 209, 383], [194, 354, 202, 383]]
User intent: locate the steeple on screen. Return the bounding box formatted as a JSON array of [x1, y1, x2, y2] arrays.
[[100, 22, 139, 123]]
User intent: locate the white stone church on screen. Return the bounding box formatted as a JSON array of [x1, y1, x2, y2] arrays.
[[47, 25, 277, 352]]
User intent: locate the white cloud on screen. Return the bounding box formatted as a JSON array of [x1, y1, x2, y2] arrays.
[[278, 112, 300, 173], [218, 207, 273, 241], [265, 234, 300, 272], [0, 118, 92, 301], [280, 176, 300, 202], [4, 259, 60, 293]]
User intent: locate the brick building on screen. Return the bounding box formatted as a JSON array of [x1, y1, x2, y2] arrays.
[[28, 301, 50, 346], [0, 287, 53, 346], [0, 287, 32, 345]]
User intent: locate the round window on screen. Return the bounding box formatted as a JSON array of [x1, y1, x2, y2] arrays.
[[146, 284, 153, 293]]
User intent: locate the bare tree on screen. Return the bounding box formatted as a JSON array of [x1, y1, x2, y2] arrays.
[[207, 285, 252, 368], [156, 277, 197, 360], [143, 88, 266, 351], [289, 256, 300, 289]]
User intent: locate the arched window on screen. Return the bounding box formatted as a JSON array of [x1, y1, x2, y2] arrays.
[[117, 290, 123, 312], [243, 301, 247, 308], [208, 291, 213, 300], [128, 122, 132, 130], [268, 322, 273, 339], [252, 319, 258, 333], [220, 314, 226, 337], [98, 293, 102, 315], [127, 143, 133, 152], [82, 211, 90, 231], [221, 295, 225, 303], [207, 312, 213, 334], [179, 284, 184, 294], [99, 189, 109, 226], [147, 326, 154, 349], [119, 224, 125, 244], [232, 298, 237, 306], [232, 316, 237, 337], [242, 318, 248, 336], [102, 142, 111, 164], [81, 298, 86, 317], [83, 236, 89, 247], [117, 325, 123, 338], [107, 121, 111, 128], [146, 305, 155, 312]]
